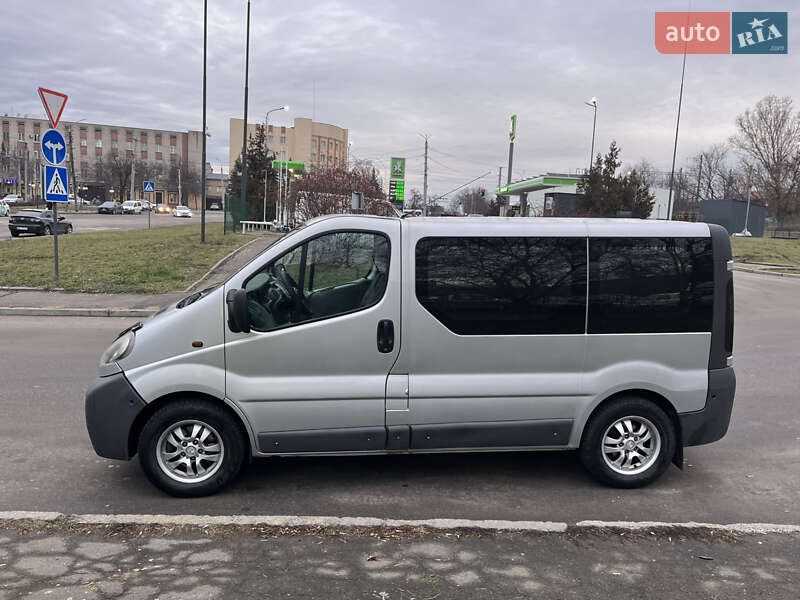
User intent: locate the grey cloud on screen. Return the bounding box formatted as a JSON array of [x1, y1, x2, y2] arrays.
[[2, 0, 799, 196]]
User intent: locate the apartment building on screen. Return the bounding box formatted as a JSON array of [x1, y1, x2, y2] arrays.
[[229, 117, 348, 174], [1, 114, 203, 202]]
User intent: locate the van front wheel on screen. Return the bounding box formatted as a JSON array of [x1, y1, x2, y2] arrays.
[[138, 399, 247, 497], [579, 397, 675, 488]]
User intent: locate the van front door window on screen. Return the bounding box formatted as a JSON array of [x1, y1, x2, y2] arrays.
[[244, 231, 390, 332]]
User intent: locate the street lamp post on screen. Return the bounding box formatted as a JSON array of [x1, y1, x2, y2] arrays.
[[263, 105, 289, 222], [201, 0, 208, 243], [241, 0, 251, 216], [584, 97, 597, 175]]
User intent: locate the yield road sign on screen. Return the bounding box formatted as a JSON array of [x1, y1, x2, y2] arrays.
[[38, 88, 69, 128], [143, 181, 155, 193], [41, 129, 67, 165], [45, 165, 69, 202]]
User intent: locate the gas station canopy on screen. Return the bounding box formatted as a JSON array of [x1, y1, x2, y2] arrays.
[[496, 173, 584, 196]]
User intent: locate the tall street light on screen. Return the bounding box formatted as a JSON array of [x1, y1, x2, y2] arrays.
[[241, 0, 251, 218], [584, 97, 597, 175], [263, 105, 289, 222], [201, 0, 208, 243]]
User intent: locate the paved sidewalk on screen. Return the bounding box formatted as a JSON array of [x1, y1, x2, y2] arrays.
[[0, 234, 278, 317], [0, 524, 797, 599]]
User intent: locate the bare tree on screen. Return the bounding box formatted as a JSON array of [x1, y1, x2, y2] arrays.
[[457, 186, 488, 215], [408, 188, 424, 210], [730, 95, 800, 222], [292, 160, 392, 221], [685, 144, 730, 203]]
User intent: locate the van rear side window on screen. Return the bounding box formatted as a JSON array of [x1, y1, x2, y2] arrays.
[[415, 237, 587, 335], [588, 237, 714, 334]]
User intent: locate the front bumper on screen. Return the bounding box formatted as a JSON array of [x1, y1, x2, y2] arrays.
[[679, 367, 736, 447], [85, 372, 147, 460]]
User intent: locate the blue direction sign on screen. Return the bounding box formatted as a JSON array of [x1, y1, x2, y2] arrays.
[[41, 129, 67, 165], [45, 165, 69, 202], [143, 181, 155, 193]]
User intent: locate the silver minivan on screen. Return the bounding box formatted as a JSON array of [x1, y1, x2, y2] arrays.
[[85, 216, 735, 496]]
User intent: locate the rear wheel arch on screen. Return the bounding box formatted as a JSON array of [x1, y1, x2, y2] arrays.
[[579, 389, 682, 458], [127, 391, 254, 459]]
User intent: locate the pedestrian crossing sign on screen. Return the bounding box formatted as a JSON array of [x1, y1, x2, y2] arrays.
[[45, 165, 69, 202], [143, 181, 155, 193]]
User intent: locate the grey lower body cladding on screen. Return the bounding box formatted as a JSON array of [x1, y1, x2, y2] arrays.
[[257, 419, 574, 454]]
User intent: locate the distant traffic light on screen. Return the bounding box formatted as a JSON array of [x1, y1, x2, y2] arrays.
[[480, 188, 485, 198]]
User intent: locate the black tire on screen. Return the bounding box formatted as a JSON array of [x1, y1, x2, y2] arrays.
[[66, 225, 73, 234], [43, 225, 51, 236], [10, 231, 19, 237], [579, 396, 675, 488], [138, 398, 248, 497]]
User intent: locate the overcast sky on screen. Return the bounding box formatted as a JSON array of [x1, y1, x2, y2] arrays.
[[3, 0, 799, 198]]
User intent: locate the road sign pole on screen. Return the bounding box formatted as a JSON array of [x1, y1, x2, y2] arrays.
[[53, 202, 59, 280]]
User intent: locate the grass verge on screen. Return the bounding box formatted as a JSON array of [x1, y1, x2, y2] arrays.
[[731, 236, 800, 267], [0, 223, 251, 293]]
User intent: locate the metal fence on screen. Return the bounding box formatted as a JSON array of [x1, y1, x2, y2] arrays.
[[223, 194, 248, 234]]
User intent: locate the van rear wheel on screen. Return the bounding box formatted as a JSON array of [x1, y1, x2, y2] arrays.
[[579, 397, 675, 488], [138, 399, 247, 497]]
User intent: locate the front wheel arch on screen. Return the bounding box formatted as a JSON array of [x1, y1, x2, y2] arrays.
[[127, 391, 253, 460]]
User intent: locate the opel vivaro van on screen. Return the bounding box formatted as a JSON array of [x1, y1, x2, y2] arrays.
[[85, 216, 735, 496]]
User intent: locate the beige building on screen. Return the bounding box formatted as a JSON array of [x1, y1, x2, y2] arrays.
[[229, 117, 348, 173], [1, 114, 203, 203]]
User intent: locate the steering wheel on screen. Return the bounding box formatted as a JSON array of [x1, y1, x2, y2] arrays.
[[273, 264, 311, 316]]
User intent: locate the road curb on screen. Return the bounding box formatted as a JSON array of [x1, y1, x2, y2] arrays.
[[734, 265, 800, 278], [0, 307, 156, 318], [1, 512, 798, 535], [0, 286, 65, 292], [182, 235, 267, 293]]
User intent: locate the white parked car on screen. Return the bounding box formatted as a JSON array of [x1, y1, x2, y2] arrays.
[[122, 200, 143, 214], [0, 200, 10, 217], [2, 193, 22, 204], [172, 205, 192, 218], [68, 194, 90, 206]]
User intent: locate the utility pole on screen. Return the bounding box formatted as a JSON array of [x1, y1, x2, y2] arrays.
[[68, 127, 78, 212], [694, 154, 703, 215], [241, 0, 251, 212], [129, 140, 136, 204], [200, 0, 208, 243], [178, 163, 182, 205], [421, 134, 429, 216], [497, 167, 503, 208]]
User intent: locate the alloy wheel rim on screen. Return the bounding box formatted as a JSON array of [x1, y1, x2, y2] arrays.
[[156, 420, 225, 484], [601, 415, 661, 475]]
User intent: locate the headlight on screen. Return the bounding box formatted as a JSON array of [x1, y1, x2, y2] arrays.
[[100, 330, 135, 365]]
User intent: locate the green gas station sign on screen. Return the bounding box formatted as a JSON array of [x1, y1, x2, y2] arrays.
[[273, 161, 305, 171], [390, 157, 406, 180]]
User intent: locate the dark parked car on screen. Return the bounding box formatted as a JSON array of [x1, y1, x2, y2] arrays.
[[8, 209, 73, 237], [98, 201, 123, 214]]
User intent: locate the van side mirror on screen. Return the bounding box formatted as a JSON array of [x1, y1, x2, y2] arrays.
[[226, 288, 251, 333]]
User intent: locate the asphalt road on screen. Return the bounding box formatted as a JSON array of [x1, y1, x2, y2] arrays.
[[0, 270, 798, 524], [0, 210, 224, 240]]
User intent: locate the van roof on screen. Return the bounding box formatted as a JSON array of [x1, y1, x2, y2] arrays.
[[317, 214, 711, 237]]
